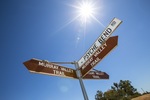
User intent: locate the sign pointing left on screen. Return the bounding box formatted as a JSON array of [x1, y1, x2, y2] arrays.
[[23, 58, 77, 79]]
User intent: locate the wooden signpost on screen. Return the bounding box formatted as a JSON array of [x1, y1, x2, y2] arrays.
[[23, 18, 122, 100]]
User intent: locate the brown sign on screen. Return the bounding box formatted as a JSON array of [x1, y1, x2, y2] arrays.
[[78, 18, 122, 67], [23, 58, 77, 79], [80, 36, 118, 77], [83, 70, 109, 79]]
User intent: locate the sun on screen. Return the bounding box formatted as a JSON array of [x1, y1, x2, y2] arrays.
[[78, 1, 95, 24], [54, 0, 104, 46], [74, 0, 98, 24], [55, 0, 103, 34]]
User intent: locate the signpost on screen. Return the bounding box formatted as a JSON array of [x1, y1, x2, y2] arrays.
[[80, 36, 118, 77], [78, 18, 122, 67], [23, 58, 77, 79], [23, 18, 122, 100]]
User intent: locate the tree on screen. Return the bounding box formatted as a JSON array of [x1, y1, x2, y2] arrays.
[[95, 91, 105, 100], [95, 80, 141, 100]]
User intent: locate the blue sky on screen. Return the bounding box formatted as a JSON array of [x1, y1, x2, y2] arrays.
[[1, 0, 150, 100]]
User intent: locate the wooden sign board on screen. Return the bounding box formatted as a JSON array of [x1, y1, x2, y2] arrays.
[[83, 70, 109, 79], [23, 58, 77, 79], [80, 36, 118, 77]]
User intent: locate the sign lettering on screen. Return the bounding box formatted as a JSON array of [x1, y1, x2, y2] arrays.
[[98, 28, 112, 44], [39, 61, 58, 69], [53, 70, 65, 76], [83, 43, 98, 61]]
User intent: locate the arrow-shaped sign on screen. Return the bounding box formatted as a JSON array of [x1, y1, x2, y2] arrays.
[[78, 18, 122, 67], [23, 58, 77, 79], [80, 36, 118, 77], [83, 70, 109, 80]]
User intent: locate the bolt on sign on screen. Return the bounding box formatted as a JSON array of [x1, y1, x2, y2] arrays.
[[23, 58, 77, 79], [80, 36, 118, 77], [78, 18, 122, 67]]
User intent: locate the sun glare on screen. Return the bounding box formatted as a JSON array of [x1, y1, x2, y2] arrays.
[[75, 0, 97, 24], [54, 0, 104, 46], [62, 0, 104, 28], [78, 1, 95, 23]]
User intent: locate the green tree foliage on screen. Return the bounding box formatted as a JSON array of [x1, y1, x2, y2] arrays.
[[95, 80, 141, 100]]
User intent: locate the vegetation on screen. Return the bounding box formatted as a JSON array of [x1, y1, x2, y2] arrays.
[[95, 80, 149, 100]]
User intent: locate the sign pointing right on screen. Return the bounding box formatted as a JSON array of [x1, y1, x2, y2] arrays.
[[78, 18, 122, 67], [83, 70, 109, 80], [80, 36, 118, 77]]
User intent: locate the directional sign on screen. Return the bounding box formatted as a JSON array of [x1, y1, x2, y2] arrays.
[[78, 18, 122, 67], [80, 36, 118, 77], [83, 70, 109, 79], [23, 58, 77, 79]]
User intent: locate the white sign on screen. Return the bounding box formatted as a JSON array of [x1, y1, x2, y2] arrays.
[[78, 18, 122, 67]]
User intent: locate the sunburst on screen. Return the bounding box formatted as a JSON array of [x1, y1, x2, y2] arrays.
[[71, 0, 103, 26], [77, 0, 95, 24]]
